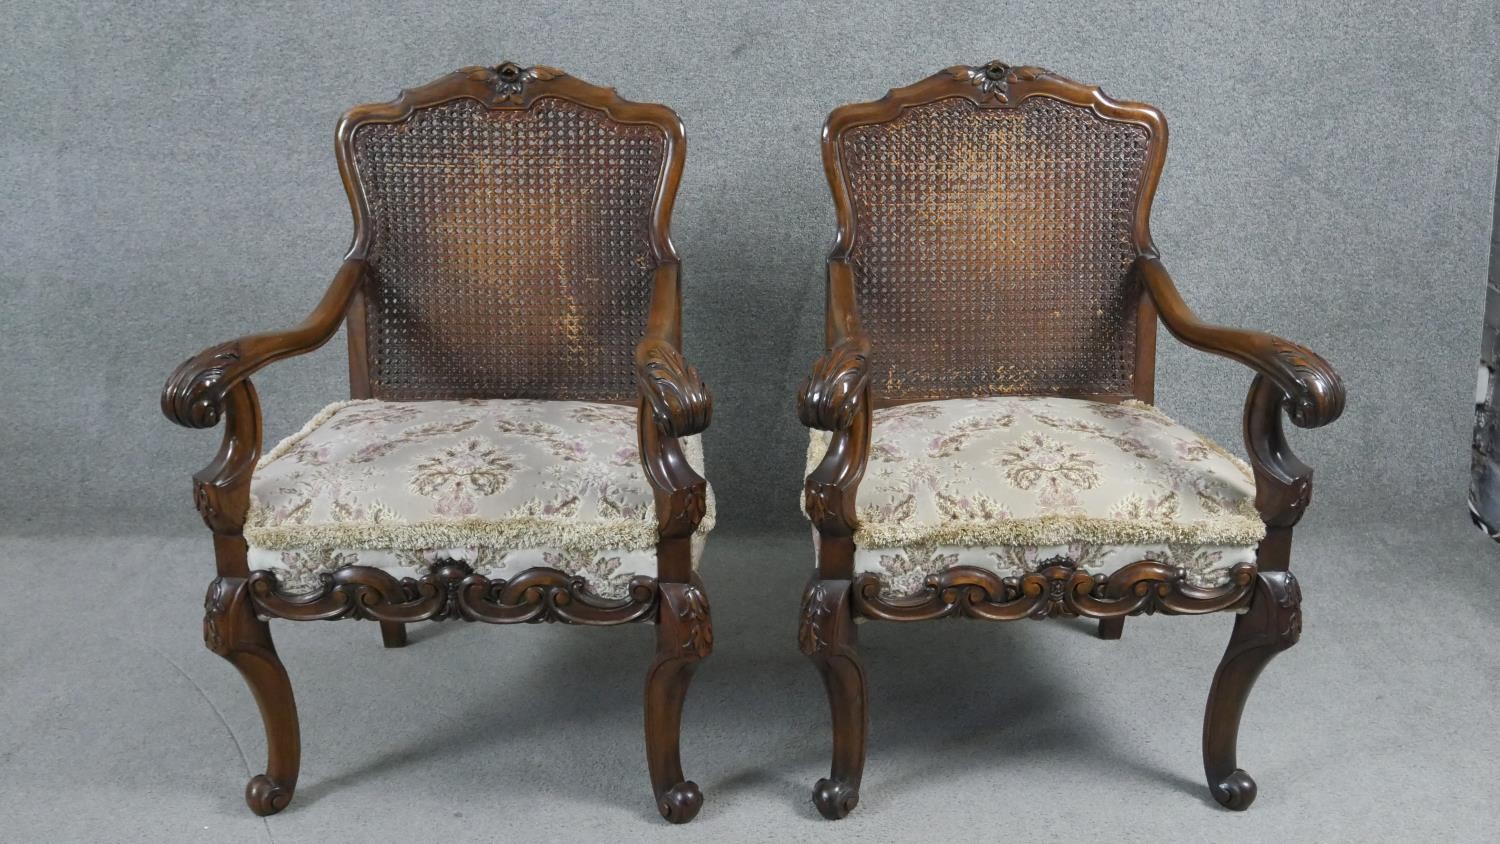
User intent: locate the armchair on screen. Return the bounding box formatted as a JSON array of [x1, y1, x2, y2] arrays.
[[797, 61, 1344, 819], [163, 63, 715, 823]]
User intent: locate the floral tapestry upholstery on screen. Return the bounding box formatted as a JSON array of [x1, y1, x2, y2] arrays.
[[806, 396, 1263, 597], [245, 399, 713, 597]]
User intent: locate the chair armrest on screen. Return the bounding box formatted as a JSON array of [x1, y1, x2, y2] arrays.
[[633, 263, 711, 438], [800, 260, 873, 549], [162, 258, 365, 537], [799, 337, 872, 541], [1137, 256, 1345, 429], [635, 337, 711, 438], [633, 264, 711, 560], [798, 259, 872, 432], [162, 258, 367, 428], [798, 333, 872, 432]]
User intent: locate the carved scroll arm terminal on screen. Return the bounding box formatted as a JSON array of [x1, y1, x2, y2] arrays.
[[635, 264, 711, 439], [162, 258, 367, 430], [799, 260, 873, 539], [635, 263, 711, 540], [161, 258, 366, 534], [1136, 256, 1345, 430], [798, 333, 872, 434], [1136, 256, 1344, 525]]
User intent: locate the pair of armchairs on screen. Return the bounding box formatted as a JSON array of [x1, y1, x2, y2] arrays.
[[163, 61, 1343, 824]]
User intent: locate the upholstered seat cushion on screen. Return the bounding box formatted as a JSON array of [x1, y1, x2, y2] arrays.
[[246, 399, 713, 597], [807, 396, 1263, 597]]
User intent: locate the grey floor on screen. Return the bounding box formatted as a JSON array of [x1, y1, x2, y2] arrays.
[[2, 517, 1496, 843]]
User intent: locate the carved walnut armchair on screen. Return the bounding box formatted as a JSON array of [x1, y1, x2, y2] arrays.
[[797, 62, 1344, 819], [163, 63, 715, 823]]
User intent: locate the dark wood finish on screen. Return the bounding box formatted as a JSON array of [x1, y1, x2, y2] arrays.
[[379, 622, 407, 648], [798, 577, 867, 820], [850, 560, 1257, 622], [163, 258, 367, 432], [1096, 617, 1125, 640], [1139, 256, 1344, 434], [335, 63, 688, 403], [644, 578, 713, 823], [203, 576, 299, 816], [1203, 569, 1301, 810], [246, 562, 660, 626], [636, 265, 713, 584], [799, 61, 1346, 818], [163, 63, 711, 822]]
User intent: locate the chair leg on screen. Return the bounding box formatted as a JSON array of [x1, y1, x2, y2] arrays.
[[379, 621, 408, 648], [203, 577, 301, 816], [798, 577, 867, 820], [644, 579, 712, 824], [1202, 570, 1301, 811], [1097, 617, 1124, 639]]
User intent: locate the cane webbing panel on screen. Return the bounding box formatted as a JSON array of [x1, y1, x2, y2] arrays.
[[840, 96, 1150, 400], [351, 97, 666, 401]]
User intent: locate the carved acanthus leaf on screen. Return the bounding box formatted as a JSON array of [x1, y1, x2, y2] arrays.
[[164, 342, 242, 429], [637, 338, 711, 437], [798, 336, 870, 432], [652, 478, 709, 541], [798, 582, 833, 655], [203, 577, 234, 654], [1266, 338, 1345, 429], [675, 584, 713, 658]]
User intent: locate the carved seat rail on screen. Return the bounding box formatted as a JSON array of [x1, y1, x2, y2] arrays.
[[240, 563, 660, 626], [849, 560, 1257, 623]]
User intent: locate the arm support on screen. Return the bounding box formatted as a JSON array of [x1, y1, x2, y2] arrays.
[[636, 338, 711, 439], [635, 264, 711, 439], [162, 258, 365, 541], [1137, 256, 1344, 429], [799, 260, 873, 553], [162, 258, 367, 429], [634, 264, 712, 560], [798, 260, 872, 432], [798, 334, 871, 432], [1138, 255, 1346, 529]]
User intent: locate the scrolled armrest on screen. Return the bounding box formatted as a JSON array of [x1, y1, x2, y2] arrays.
[[798, 333, 872, 432], [1240, 335, 1343, 429], [163, 342, 249, 428], [1138, 257, 1345, 428], [635, 336, 711, 438], [162, 258, 366, 429]]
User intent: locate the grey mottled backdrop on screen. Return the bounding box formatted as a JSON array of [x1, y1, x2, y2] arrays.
[[2, 1, 1497, 537]]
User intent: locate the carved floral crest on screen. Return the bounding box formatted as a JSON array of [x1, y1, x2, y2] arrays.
[[957, 60, 1055, 103], [486, 61, 564, 103]]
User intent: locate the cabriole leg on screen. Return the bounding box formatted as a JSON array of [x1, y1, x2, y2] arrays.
[[644, 578, 712, 823], [1202, 570, 1301, 810], [203, 576, 301, 816], [798, 577, 867, 820]]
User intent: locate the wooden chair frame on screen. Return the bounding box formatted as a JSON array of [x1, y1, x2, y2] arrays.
[[796, 61, 1345, 819], [163, 63, 713, 823]]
